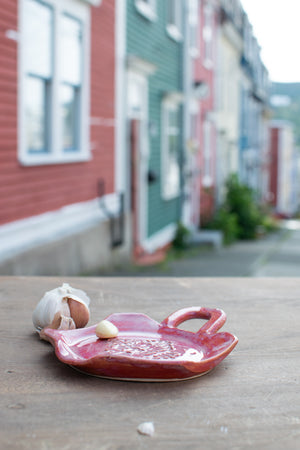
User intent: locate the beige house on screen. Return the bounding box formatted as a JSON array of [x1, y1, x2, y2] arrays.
[[214, 0, 243, 203]]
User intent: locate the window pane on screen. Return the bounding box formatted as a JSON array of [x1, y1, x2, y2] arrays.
[[190, 113, 198, 140], [189, 0, 198, 25], [25, 76, 48, 153], [61, 84, 78, 151], [189, 0, 199, 49], [168, 162, 180, 193], [167, 0, 175, 25], [168, 109, 177, 128], [172, 0, 182, 30], [165, 106, 180, 197], [204, 121, 211, 176], [128, 80, 143, 117], [169, 134, 176, 155], [204, 6, 213, 61], [61, 15, 82, 86], [24, 0, 52, 78]]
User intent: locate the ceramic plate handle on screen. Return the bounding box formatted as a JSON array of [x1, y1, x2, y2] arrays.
[[161, 306, 226, 335]]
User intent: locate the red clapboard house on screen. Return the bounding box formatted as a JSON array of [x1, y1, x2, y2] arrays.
[[268, 121, 298, 218], [182, 0, 218, 233], [194, 0, 217, 226], [0, 0, 129, 274]]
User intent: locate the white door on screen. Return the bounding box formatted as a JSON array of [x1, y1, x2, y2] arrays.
[[182, 101, 201, 230], [127, 71, 149, 247]]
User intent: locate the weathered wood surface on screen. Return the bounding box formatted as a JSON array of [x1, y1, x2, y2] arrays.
[[0, 277, 299, 450]]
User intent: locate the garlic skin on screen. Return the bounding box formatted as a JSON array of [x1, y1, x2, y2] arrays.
[[32, 283, 90, 333], [137, 422, 155, 437]]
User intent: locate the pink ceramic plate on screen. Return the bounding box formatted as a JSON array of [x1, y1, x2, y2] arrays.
[[43, 307, 238, 382]]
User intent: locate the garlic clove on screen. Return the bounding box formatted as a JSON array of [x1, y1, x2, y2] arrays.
[[32, 283, 90, 334], [48, 311, 76, 330], [68, 297, 90, 328], [95, 320, 119, 339]]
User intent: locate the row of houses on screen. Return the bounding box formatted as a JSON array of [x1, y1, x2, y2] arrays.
[[0, 0, 295, 275]]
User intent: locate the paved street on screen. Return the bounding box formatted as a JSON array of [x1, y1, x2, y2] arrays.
[[99, 221, 300, 277], [254, 221, 300, 276]]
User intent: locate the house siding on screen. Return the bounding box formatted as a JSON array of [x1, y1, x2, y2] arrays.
[[126, 0, 183, 239], [0, 0, 19, 224], [0, 0, 115, 226]]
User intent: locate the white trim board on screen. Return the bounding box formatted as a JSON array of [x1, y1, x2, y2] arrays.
[[115, 0, 127, 194], [143, 223, 177, 254], [135, 0, 157, 21], [82, 0, 102, 6], [0, 194, 119, 262]]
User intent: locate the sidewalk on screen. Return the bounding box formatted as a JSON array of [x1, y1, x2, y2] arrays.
[[99, 223, 296, 277]]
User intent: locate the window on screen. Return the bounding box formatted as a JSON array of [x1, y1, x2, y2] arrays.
[[162, 100, 181, 200], [188, 0, 200, 57], [203, 3, 213, 67], [20, 0, 90, 165], [135, 0, 156, 21], [60, 14, 82, 152], [203, 120, 212, 187], [24, 0, 52, 154], [188, 100, 199, 152], [166, 0, 182, 41]]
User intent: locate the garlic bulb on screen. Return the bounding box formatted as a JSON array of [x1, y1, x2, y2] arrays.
[[32, 283, 90, 333]]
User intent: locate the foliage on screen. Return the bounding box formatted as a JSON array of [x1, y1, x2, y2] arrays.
[[206, 174, 267, 244], [207, 207, 239, 245], [172, 221, 190, 250], [224, 174, 262, 240], [260, 215, 279, 233]]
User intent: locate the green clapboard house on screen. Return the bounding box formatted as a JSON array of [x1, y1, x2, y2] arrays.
[[125, 0, 184, 260]]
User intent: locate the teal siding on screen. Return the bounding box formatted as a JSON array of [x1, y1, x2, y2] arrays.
[[126, 0, 183, 238]]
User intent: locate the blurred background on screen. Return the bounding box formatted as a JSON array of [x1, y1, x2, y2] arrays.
[[1, 0, 300, 276]]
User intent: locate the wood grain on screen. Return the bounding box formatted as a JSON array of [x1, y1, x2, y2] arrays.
[[0, 277, 299, 449]]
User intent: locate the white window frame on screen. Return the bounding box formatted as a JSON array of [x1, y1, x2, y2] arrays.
[[18, 0, 91, 166], [203, 2, 213, 68], [166, 0, 183, 42], [188, 0, 200, 58], [135, 0, 157, 21], [161, 98, 181, 200]]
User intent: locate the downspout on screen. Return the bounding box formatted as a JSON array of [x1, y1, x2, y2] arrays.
[[115, 0, 128, 209]]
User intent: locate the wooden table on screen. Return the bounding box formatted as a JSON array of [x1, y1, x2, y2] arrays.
[[1, 277, 299, 449]]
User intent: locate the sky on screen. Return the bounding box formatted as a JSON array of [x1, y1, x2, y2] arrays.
[[240, 0, 300, 83]]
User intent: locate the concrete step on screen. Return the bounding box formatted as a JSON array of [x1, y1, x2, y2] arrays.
[[187, 230, 223, 250]]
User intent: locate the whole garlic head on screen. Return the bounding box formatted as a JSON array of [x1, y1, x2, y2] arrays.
[[32, 283, 90, 334]]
